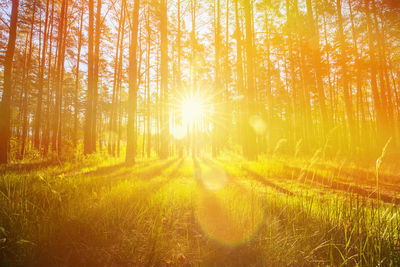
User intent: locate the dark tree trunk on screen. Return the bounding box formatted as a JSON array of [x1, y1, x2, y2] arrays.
[[0, 0, 19, 164]]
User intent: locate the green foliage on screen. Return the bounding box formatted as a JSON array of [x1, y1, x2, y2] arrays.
[[1, 155, 400, 266]]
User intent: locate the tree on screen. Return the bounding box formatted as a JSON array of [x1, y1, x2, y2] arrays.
[[85, 0, 96, 154], [20, 0, 37, 159], [243, 0, 257, 159], [160, 0, 169, 159], [73, 4, 84, 148], [33, 0, 50, 150], [336, 0, 356, 150], [126, 0, 140, 163], [0, 0, 19, 164], [53, 0, 69, 156]]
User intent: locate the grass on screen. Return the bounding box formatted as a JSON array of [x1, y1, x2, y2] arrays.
[[1, 154, 400, 266]]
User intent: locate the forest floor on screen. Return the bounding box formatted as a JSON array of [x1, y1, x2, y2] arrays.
[[1, 154, 400, 266]]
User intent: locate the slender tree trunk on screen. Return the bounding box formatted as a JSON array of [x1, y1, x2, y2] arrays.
[[243, 0, 257, 159], [189, 0, 197, 158], [264, 5, 273, 152], [109, 1, 124, 156], [52, 0, 68, 157], [175, 0, 183, 157], [126, 0, 140, 163], [34, 0, 50, 150], [336, 0, 356, 150], [348, 0, 366, 149], [160, 0, 169, 159], [85, 0, 95, 154], [286, 0, 299, 147], [212, 0, 221, 158], [74, 6, 84, 148], [43, 0, 55, 156], [373, 3, 395, 145], [92, 0, 102, 153], [365, 0, 386, 146], [17, 36, 28, 147], [116, 1, 125, 156], [0, 0, 19, 164], [20, 0, 37, 159], [234, 0, 244, 152], [146, 1, 151, 158], [306, 0, 329, 138]]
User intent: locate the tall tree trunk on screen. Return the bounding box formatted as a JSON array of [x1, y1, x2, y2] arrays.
[[146, 0, 151, 158], [189, 0, 197, 158], [234, 0, 244, 153], [34, 0, 50, 150], [160, 0, 169, 159], [53, 0, 68, 157], [126, 0, 140, 163], [174, 0, 183, 158], [116, 1, 125, 157], [212, 0, 222, 157], [364, 0, 386, 146], [306, 0, 329, 139], [0, 0, 19, 164], [373, 2, 395, 145], [336, 0, 356, 150], [20, 0, 37, 159], [43, 0, 55, 156], [74, 6, 84, 148], [92, 0, 102, 152], [85, 0, 95, 154], [264, 4, 273, 152], [243, 0, 257, 159], [348, 0, 366, 148], [109, 0, 124, 156], [286, 0, 299, 147]]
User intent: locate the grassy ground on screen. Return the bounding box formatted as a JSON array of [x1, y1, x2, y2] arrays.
[[1, 154, 400, 266]]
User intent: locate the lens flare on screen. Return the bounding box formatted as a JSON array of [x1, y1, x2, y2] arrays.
[[195, 185, 263, 247], [249, 115, 267, 135], [201, 168, 227, 191]]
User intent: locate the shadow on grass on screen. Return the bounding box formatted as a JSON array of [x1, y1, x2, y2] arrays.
[[202, 157, 295, 196], [0, 160, 60, 174], [82, 158, 160, 177], [137, 158, 179, 180], [285, 165, 400, 204], [167, 158, 185, 179]]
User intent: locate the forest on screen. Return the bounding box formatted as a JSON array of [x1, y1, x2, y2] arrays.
[[0, 0, 400, 265]]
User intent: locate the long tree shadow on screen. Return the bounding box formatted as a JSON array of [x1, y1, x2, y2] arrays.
[[0, 160, 60, 174], [81, 158, 160, 177], [136, 158, 187, 194], [284, 164, 400, 204], [59, 159, 179, 200], [202, 157, 294, 196], [166, 158, 185, 179], [137, 158, 179, 180]]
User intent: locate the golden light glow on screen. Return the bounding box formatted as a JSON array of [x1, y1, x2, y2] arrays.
[[172, 125, 186, 140], [181, 96, 204, 124]]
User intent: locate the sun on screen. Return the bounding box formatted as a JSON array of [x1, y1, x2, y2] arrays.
[[181, 96, 204, 124]]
